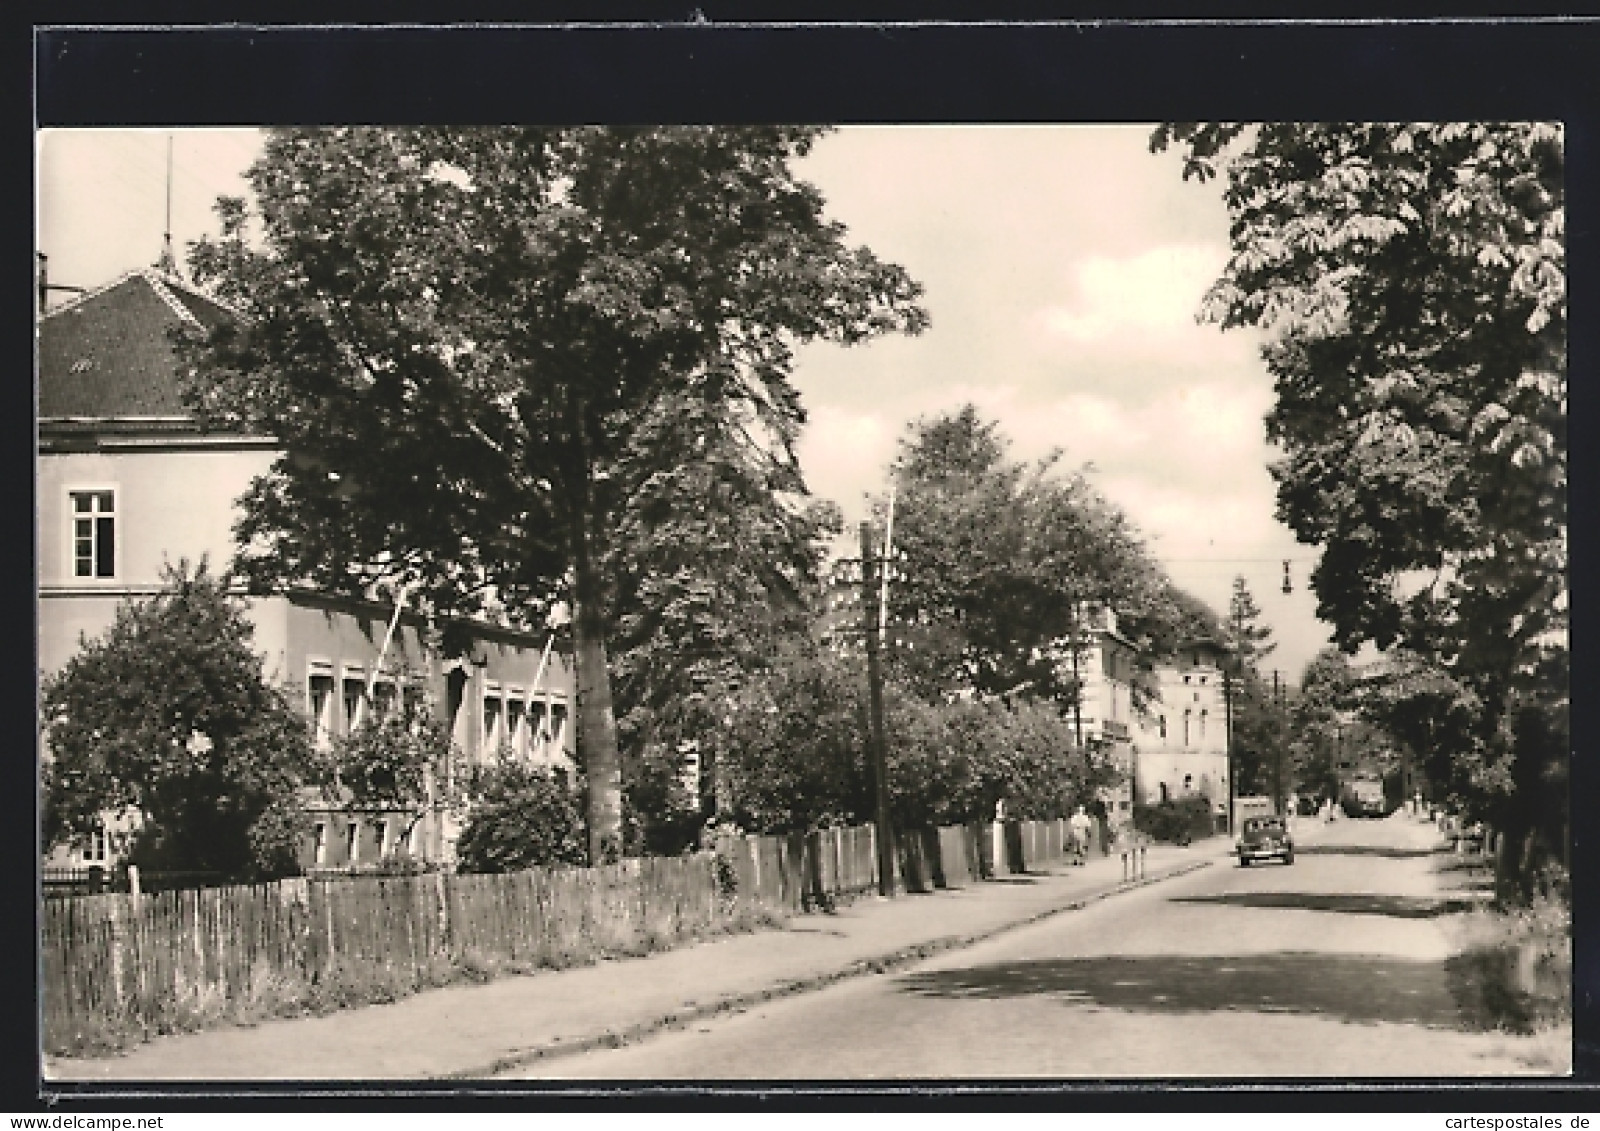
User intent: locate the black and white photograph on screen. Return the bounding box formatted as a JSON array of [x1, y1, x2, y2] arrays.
[[31, 24, 1579, 1095]]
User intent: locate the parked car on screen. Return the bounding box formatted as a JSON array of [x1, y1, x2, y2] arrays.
[[1235, 815, 1294, 866]]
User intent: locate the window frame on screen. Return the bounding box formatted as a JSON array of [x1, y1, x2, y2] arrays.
[[63, 483, 121, 582], [81, 825, 108, 864], [307, 659, 337, 753], [340, 665, 368, 737], [547, 695, 569, 751], [505, 688, 528, 761], [482, 681, 505, 760]]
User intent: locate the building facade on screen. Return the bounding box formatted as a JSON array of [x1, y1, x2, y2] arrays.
[[1130, 637, 1231, 820], [1058, 604, 1140, 825], [38, 269, 576, 873]]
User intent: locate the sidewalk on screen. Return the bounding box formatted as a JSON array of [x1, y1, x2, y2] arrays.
[[45, 840, 1219, 1082]]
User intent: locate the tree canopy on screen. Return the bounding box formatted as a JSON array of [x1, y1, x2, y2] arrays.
[[1151, 122, 1564, 673], [41, 561, 314, 880], [876, 405, 1173, 708], [182, 126, 928, 862], [1154, 122, 1567, 891]]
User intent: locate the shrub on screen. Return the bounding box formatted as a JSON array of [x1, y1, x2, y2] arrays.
[[453, 763, 588, 874], [1133, 796, 1213, 844]]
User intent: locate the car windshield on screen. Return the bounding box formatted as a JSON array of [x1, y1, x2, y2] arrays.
[[1245, 819, 1283, 834]]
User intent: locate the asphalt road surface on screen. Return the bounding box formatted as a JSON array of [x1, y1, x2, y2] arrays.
[[515, 814, 1557, 1079]]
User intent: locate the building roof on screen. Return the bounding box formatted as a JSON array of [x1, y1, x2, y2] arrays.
[[38, 269, 236, 420]]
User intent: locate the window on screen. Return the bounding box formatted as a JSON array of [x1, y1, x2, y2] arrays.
[[81, 826, 107, 864], [371, 678, 397, 723], [1199, 676, 1207, 685], [1183, 773, 1194, 793], [1200, 709, 1208, 738], [312, 822, 328, 865], [483, 690, 504, 758], [1159, 782, 1170, 803], [528, 701, 550, 761], [1182, 674, 1190, 684], [373, 819, 389, 859], [69, 490, 116, 578], [345, 821, 360, 863], [342, 674, 367, 735], [549, 701, 569, 748], [1183, 709, 1192, 746], [1158, 715, 1167, 740], [308, 666, 336, 752], [507, 697, 528, 760]]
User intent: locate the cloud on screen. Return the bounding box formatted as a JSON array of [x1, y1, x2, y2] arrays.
[[796, 405, 897, 514], [1039, 243, 1228, 344]]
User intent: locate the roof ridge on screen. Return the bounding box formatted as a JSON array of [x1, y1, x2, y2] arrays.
[[38, 267, 244, 325], [37, 267, 145, 321], [153, 268, 246, 322], [144, 271, 203, 329]]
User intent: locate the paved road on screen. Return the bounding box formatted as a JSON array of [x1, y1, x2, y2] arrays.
[[514, 815, 1553, 1079]]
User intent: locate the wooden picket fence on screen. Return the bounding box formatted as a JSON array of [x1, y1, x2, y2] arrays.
[[42, 853, 721, 1048], [43, 816, 1100, 1047], [717, 824, 880, 912]]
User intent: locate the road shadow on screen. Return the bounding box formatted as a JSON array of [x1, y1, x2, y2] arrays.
[[1169, 891, 1482, 918], [896, 952, 1524, 1032], [1294, 844, 1440, 860]]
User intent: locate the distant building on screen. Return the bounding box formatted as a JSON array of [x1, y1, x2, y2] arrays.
[[1057, 604, 1140, 822], [38, 268, 577, 874], [1131, 637, 1231, 819]]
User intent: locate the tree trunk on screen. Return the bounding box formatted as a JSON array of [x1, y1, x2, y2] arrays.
[[572, 551, 624, 866], [560, 388, 624, 866]]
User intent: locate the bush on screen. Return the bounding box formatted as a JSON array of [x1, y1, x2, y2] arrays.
[[453, 763, 588, 874], [41, 559, 315, 882], [1133, 796, 1213, 844]]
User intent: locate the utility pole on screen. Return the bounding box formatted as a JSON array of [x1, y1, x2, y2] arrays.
[[1224, 654, 1234, 836], [861, 521, 895, 897], [1272, 669, 1284, 817], [1069, 600, 1084, 749]]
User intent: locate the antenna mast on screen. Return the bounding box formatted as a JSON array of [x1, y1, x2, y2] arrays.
[[156, 134, 178, 277]]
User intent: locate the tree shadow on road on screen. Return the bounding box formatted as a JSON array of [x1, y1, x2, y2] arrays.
[[896, 952, 1524, 1032], [1294, 844, 1440, 859], [1169, 892, 1483, 918]]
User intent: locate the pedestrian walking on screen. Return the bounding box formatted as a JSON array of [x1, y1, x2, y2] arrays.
[[1068, 804, 1092, 865]]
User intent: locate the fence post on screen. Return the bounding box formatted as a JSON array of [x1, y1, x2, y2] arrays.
[[107, 896, 127, 1023], [434, 870, 450, 957]]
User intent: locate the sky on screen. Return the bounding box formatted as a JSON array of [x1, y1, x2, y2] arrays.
[[36, 125, 1335, 681]]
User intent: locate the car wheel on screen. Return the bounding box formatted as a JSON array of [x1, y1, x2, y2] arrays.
[[1283, 852, 1294, 865], [1239, 857, 1250, 867]]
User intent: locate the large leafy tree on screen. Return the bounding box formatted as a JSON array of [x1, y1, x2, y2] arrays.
[[40, 561, 315, 880], [877, 405, 1170, 708], [604, 388, 843, 846], [1154, 122, 1566, 889], [182, 127, 927, 863]]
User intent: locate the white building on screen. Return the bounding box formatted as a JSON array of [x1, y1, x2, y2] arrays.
[[1131, 637, 1231, 820]]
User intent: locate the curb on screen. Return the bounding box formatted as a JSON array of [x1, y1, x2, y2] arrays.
[[454, 856, 1213, 1079]]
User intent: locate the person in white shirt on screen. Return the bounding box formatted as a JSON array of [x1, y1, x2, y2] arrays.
[[1068, 805, 1092, 864]]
